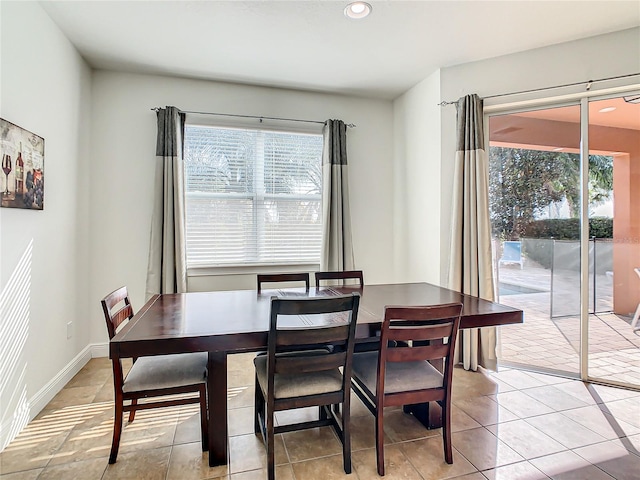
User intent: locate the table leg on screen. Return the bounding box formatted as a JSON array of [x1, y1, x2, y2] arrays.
[[402, 340, 444, 429], [208, 351, 228, 467]]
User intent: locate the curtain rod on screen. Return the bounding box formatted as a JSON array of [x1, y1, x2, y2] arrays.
[[437, 72, 640, 106], [150, 107, 356, 128]]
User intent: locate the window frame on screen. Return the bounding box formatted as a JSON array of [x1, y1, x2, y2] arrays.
[[183, 114, 325, 275]]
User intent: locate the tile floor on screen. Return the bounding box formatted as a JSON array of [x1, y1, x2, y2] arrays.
[[1, 355, 640, 479]]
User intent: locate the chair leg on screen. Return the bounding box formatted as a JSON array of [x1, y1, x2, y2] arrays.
[[375, 409, 385, 476], [442, 400, 453, 464], [254, 374, 264, 435], [266, 409, 275, 480], [128, 399, 137, 423], [109, 399, 124, 464], [199, 385, 208, 451], [341, 400, 352, 474]]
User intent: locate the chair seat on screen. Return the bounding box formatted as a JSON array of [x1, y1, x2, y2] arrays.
[[352, 351, 443, 395], [254, 354, 343, 399], [123, 352, 207, 393]]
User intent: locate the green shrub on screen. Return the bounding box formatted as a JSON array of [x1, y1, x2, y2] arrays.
[[522, 217, 612, 240]]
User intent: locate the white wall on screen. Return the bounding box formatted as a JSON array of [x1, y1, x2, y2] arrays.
[[394, 27, 640, 287], [392, 71, 442, 284], [0, 1, 92, 448], [89, 71, 395, 345]]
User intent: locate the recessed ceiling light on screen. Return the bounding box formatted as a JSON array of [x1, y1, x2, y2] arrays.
[[344, 2, 372, 19], [599, 107, 616, 113]]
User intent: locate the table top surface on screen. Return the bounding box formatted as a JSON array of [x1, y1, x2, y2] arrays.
[[110, 282, 523, 358]]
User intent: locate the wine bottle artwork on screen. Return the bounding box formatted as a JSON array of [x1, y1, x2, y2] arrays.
[[2, 154, 11, 195], [0, 118, 45, 210], [15, 142, 24, 196]]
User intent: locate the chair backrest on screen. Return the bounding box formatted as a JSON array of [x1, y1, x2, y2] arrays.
[[267, 294, 360, 393], [101, 286, 134, 340], [257, 273, 310, 293], [377, 303, 463, 397], [315, 270, 364, 287]]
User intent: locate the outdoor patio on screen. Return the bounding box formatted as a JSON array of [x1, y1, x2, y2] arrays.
[[496, 259, 640, 387]]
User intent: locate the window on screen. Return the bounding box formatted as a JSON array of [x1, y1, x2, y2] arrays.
[[184, 124, 323, 268]]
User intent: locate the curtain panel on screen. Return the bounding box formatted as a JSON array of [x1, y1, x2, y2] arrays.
[[145, 106, 188, 298], [448, 94, 497, 371], [321, 119, 355, 272]]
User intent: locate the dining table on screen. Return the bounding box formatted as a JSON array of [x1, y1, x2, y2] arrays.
[[109, 282, 523, 467]]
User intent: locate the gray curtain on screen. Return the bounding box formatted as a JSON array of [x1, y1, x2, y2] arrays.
[[321, 119, 355, 272], [145, 106, 187, 298], [448, 94, 497, 371]]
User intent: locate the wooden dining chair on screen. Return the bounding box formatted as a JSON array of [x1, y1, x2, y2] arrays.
[[101, 286, 209, 464], [257, 273, 310, 293], [315, 270, 364, 287], [351, 302, 463, 476], [253, 294, 360, 480]]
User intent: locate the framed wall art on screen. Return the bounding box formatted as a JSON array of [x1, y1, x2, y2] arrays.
[[1, 118, 44, 210]]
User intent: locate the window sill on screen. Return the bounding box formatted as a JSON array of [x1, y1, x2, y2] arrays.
[[187, 263, 320, 278]]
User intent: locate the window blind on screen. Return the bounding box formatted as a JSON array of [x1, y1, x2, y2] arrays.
[[184, 125, 323, 268]]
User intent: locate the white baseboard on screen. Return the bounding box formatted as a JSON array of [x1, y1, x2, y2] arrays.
[[90, 342, 109, 358], [1, 342, 109, 451]]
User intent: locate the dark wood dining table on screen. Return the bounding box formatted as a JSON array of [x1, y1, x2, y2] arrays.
[[109, 282, 523, 467]]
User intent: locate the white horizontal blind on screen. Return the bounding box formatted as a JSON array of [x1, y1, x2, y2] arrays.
[[184, 124, 323, 268]]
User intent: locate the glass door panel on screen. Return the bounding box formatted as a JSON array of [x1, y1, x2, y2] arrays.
[[489, 104, 582, 375], [586, 95, 640, 388]]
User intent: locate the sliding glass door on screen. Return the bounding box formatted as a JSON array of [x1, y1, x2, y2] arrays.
[[487, 92, 640, 390], [586, 95, 640, 388]]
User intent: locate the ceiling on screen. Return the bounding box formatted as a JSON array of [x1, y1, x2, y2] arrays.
[[40, 1, 640, 100], [513, 96, 640, 130]]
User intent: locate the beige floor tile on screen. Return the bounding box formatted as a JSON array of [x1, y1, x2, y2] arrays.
[[491, 370, 547, 390], [524, 412, 607, 449], [494, 391, 555, 418], [451, 473, 489, 480], [228, 385, 254, 410], [115, 407, 179, 454], [166, 442, 228, 480], [37, 457, 107, 480], [599, 398, 640, 428], [522, 385, 589, 411], [348, 413, 392, 451], [228, 433, 287, 474], [352, 445, 421, 479], [530, 450, 615, 480], [228, 353, 258, 388], [228, 406, 255, 437], [574, 440, 640, 480], [174, 408, 207, 446], [0, 469, 43, 479], [92, 379, 115, 403], [451, 404, 483, 432], [482, 460, 549, 480], [560, 405, 640, 440], [382, 409, 439, 443], [65, 362, 112, 389], [282, 426, 342, 462], [486, 419, 566, 459], [0, 422, 70, 474], [290, 454, 354, 479], [401, 436, 477, 479], [227, 465, 294, 479], [46, 411, 113, 466], [102, 446, 171, 480], [453, 395, 518, 426], [45, 385, 104, 410], [452, 427, 524, 471]]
